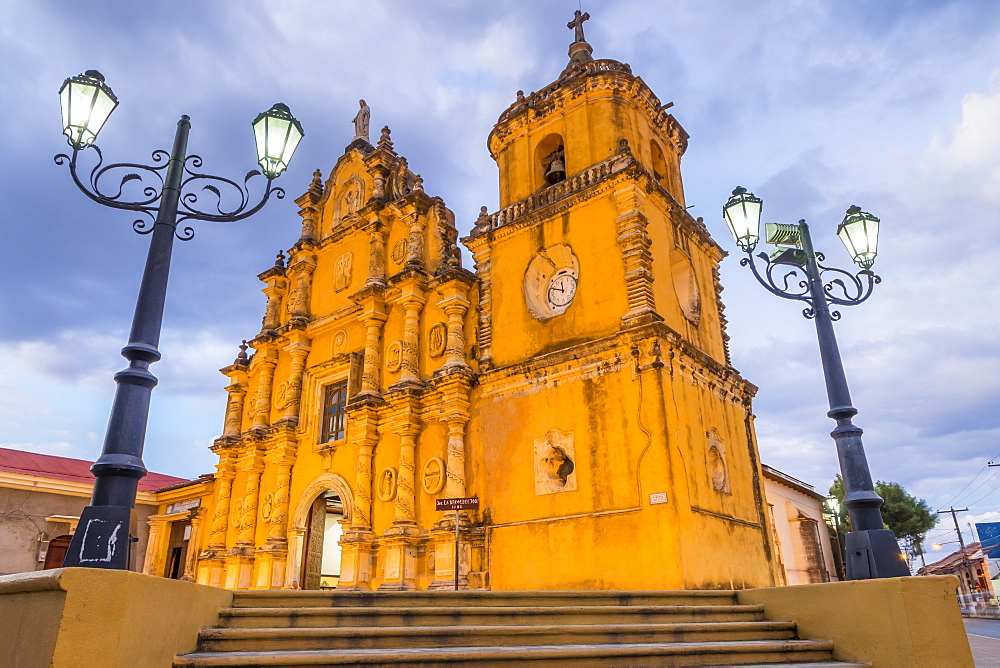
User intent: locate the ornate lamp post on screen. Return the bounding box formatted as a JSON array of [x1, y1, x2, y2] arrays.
[[55, 70, 303, 569], [723, 187, 908, 579]]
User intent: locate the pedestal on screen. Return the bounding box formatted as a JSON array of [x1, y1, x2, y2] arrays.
[[377, 526, 420, 591], [337, 529, 377, 591]]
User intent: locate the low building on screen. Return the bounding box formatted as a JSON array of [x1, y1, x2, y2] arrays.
[[762, 464, 839, 585], [0, 447, 188, 576], [919, 541, 993, 597]]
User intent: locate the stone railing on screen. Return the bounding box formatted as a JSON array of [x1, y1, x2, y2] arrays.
[[497, 59, 634, 124], [471, 153, 627, 237]]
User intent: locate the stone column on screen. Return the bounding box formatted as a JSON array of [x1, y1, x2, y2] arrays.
[[338, 403, 379, 591], [142, 516, 170, 576], [206, 458, 235, 550], [358, 315, 386, 396], [261, 283, 285, 331], [236, 462, 264, 548], [405, 213, 425, 268], [251, 357, 278, 430], [277, 343, 310, 427], [182, 507, 206, 581], [398, 298, 425, 386], [286, 263, 315, 321], [222, 384, 247, 437], [444, 420, 468, 499], [367, 223, 387, 286], [266, 461, 294, 545], [380, 410, 421, 591], [349, 408, 379, 532], [392, 422, 420, 529]]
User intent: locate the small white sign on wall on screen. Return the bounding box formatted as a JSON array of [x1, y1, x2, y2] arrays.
[[649, 492, 668, 505]]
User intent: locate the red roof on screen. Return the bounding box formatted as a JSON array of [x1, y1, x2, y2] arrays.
[[0, 447, 189, 493]]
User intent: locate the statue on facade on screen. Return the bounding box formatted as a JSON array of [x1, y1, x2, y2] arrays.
[[352, 99, 370, 143]]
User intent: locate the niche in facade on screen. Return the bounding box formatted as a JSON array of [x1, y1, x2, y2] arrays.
[[535, 133, 566, 188], [650, 140, 668, 189], [707, 430, 730, 494], [670, 249, 702, 325], [534, 428, 577, 495]]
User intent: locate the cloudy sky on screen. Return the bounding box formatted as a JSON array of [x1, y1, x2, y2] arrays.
[[2, 0, 998, 561]]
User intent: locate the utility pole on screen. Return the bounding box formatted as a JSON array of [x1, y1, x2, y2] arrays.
[[938, 507, 971, 595]]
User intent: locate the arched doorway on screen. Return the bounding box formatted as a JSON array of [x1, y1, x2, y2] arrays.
[[301, 492, 345, 589], [286, 473, 353, 590]]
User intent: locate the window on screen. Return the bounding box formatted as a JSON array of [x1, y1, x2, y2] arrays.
[[321, 381, 348, 442]]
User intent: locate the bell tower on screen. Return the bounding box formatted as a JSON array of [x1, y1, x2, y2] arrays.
[[465, 12, 729, 371], [461, 14, 775, 591]]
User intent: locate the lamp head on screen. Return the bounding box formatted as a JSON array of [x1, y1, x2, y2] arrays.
[[838, 205, 880, 269], [59, 70, 118, 150], [252, 103, 304, 178], [723, 186, 762, 252]]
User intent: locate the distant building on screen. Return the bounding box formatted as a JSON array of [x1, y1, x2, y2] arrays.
[[0, 447, 187, 576], [762, 464, 839, 585], [919, 541, 993, 597]]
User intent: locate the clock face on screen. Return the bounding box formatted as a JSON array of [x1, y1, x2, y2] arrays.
[[547, 273, 577, 308]]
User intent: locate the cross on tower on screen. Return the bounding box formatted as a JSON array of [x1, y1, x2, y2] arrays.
[[568, 10, 590, 43]]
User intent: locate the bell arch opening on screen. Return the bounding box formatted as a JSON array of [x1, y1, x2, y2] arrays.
[[535, 133, 566, 189]]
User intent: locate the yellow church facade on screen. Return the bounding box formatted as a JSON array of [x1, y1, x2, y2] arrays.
[[169, 18, 779, 592]]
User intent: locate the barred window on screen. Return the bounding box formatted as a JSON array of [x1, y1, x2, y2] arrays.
[[321, 381, 348, 442]]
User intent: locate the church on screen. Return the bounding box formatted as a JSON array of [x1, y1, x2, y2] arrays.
[[160, 12, 779, 592]]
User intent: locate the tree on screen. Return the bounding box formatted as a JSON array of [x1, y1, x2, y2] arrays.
[[828, 475, 937, 563]]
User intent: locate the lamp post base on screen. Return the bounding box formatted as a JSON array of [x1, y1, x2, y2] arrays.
[[62, 505, 134, 569], [844, 529, 910, 579]]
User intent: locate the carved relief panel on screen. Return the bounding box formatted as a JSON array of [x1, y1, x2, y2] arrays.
[[333, 252, 353, 292]]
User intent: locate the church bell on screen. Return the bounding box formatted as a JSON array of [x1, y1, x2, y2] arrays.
[[545, 156, 566, 184]]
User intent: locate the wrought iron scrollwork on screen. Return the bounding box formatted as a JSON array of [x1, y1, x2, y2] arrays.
[[740, 249, 880, 320], [55, 146, 167, 216], [55, 144, 283, 238], [175, 156, 284, 227]]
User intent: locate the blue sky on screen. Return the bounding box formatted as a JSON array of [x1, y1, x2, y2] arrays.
[[2, 0, 999, 561]]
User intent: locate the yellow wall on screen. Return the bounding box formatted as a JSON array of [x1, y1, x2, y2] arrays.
[[0, 567, 231, 668], [739, 575, 974, 667]]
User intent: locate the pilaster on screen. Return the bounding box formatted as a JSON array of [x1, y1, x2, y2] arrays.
[[614, 180, 661, 328]]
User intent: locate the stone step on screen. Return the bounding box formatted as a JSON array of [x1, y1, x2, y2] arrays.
[[196, 621, 798, 652], [230, 589, 739, 609], [174, 639, 843, 667], [217, 603, 766, 628]]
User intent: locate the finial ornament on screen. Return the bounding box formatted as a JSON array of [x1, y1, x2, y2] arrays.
[[352, 99, 370, 143], [275, 250, 286, 268], [568, 10, 590, 43], [236, 340, 249, 365], [378, 125, 394, 151], [309, 169, 323, 197]]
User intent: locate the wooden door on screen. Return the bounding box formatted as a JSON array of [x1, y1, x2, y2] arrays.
[[301, 496, 326, 590], [43, 535, 72, 570]]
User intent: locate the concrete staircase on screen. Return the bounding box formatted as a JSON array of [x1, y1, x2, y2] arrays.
[[173, 590, 868, 667]]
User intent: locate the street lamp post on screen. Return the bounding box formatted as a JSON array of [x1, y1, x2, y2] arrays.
[[723, 187, 909, 580], [824, 496, 847, 581], [55, 70, 303, 569]]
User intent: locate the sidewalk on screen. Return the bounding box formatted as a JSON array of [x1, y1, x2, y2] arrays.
[[968, 633, 1000, 667]]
